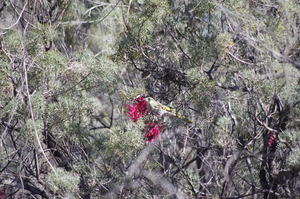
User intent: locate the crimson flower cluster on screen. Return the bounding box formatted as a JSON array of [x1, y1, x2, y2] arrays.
[[125, 96, 164, 144], [267, 131, 275, 148], [144, 122, 164, 144], [0, 191, 4, 199], [124, 96, 149, 123]]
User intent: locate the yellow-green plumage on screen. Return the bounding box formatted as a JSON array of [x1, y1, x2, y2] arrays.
[[144, 97, 193, 123]]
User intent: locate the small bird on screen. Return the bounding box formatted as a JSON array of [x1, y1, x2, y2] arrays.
[[144, 97, 193, 123]]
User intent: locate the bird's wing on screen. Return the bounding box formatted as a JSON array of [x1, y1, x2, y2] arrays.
[[160, 105, 172, 112], [145, 97, 193, 123]]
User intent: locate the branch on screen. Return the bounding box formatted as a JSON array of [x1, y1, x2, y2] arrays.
[[23, 50, 56, 174], [141, 169, 187, 199], [130, 58, 144, 72], [226, 50, 255, 65], [169, 31, 191, 59], [47, 69, 92, 98], [215, 81, 240, 91], [156, 146, 198, 197], [59, 0, 121, 26], [1, 0, 28, 30], [255, 116, 278, 133]]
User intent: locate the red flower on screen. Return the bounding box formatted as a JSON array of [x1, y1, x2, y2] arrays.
[[0, 191, 4, 199], [124, 96, 149, 123], [144, 122, 164, 144], [125, 104, 142, 123], [134, 96, 149, 116], [125, 96, 164, 144], [267, 131, 275, 148]]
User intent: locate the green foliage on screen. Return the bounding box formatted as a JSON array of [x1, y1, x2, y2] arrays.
[[28, 50, 68, 92], [1, 97, 25, 119], [280, 130, 300, 145], [2, 30, 24, 53], [47, 168, 80, 193], [216, 32, 234, 58], [186, 68, 203, 85], [106, 121, 145, 159], [20, 119, 44, 144], [130, 0, 170, 42], [2, 0, 300, 198], [31, 91, 47, 114], [118, 87, 146, 102], [27, 23, 57, 56], [188, 78, 215, 112], [286, 148, 300, 171], [72, 50, 117, 91], [277, 64, 300, 104], [44, 51, 67, 71], [214, 116, 237, 148]]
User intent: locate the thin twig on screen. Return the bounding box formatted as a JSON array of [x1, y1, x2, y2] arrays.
[[226, 50, 254, 65], [2, 0, 28, 30], [23, 50, 56, 174]]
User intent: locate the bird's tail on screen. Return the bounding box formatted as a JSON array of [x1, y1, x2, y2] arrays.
[[160, 105, 193, 123], [161, 106, 172, 112], [176, 114, 193, 123]]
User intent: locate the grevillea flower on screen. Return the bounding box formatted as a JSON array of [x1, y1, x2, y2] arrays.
[[124, 96, 164, 144], [124, 96, 149, 123], [144, 122, 164, 144], [124, 104, 142, 123], [267, 131, 275, 148], [134, 96, 149, 116], [0, 191, 4, 199]]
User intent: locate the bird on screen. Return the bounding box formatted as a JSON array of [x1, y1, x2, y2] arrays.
[[144, 97, 193, 123]]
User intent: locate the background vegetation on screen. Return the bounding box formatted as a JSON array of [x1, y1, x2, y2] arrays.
[[1, 0, 300, 198]]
